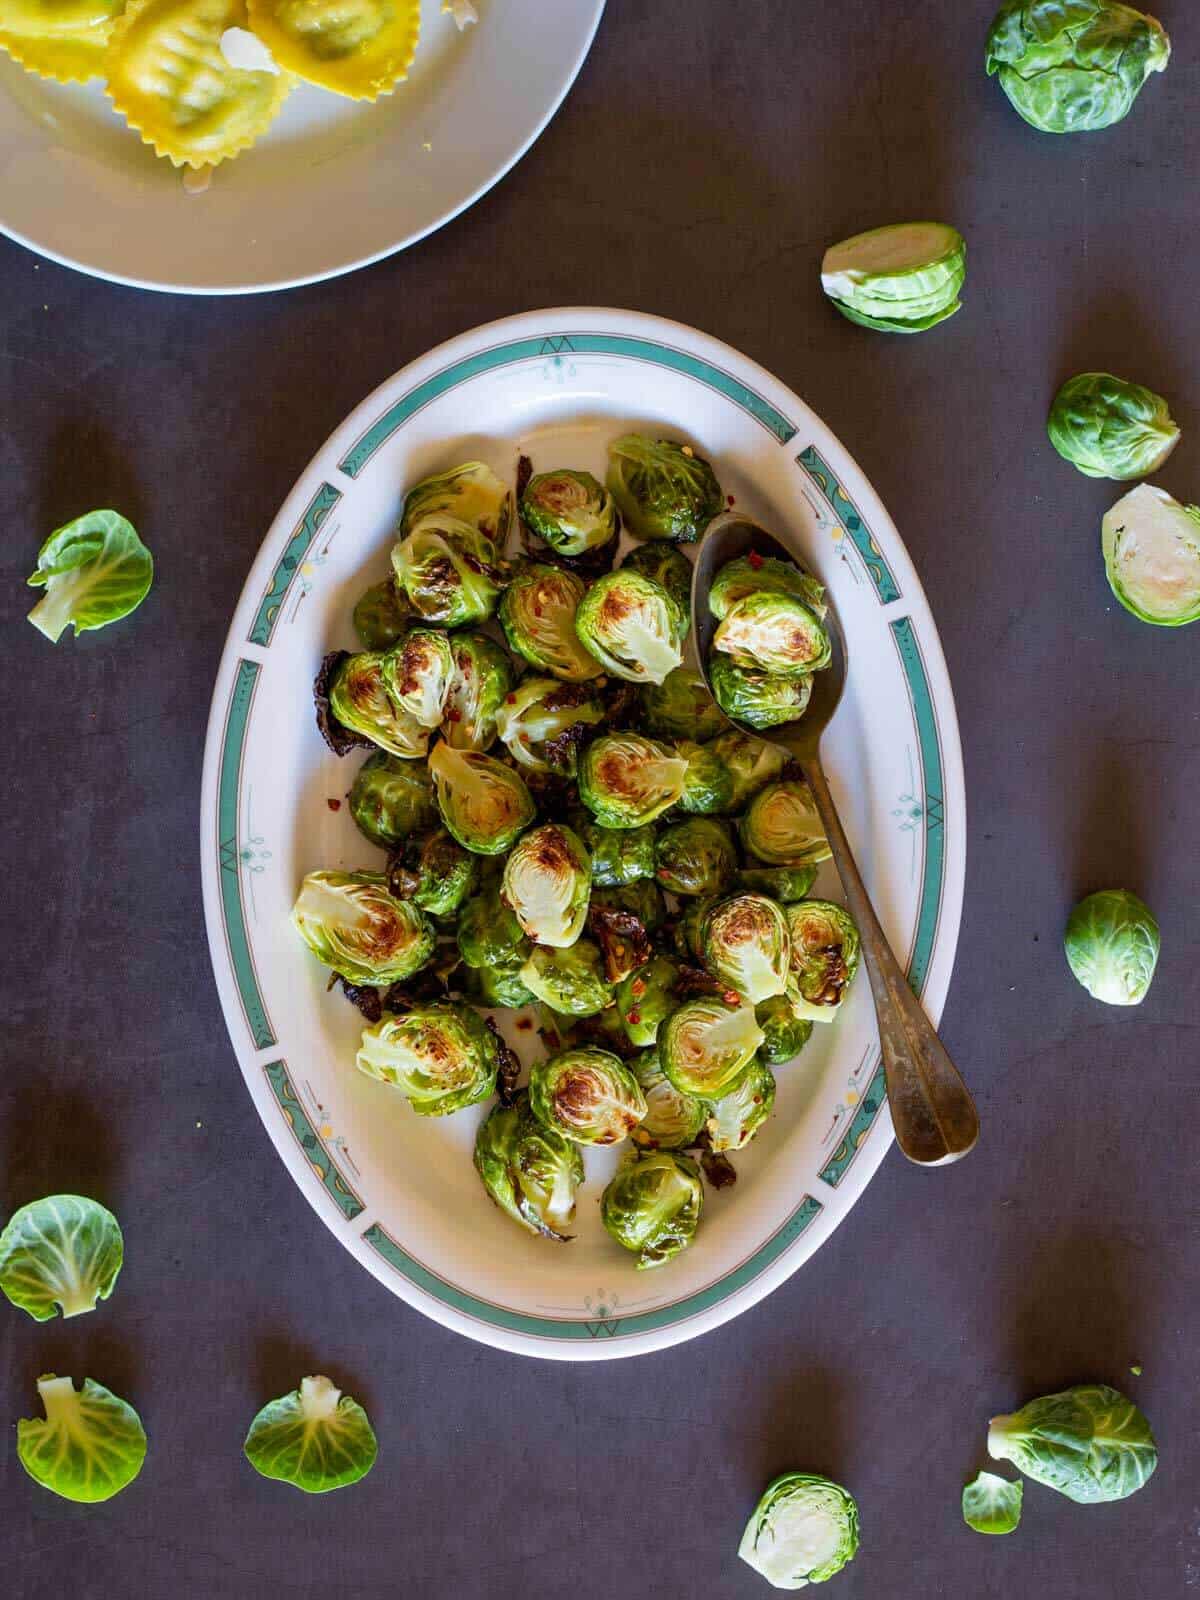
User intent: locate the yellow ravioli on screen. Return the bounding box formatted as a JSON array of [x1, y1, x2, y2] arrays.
[[0, 0, 121, 38], [0, 18, 112, 79], [245, 0, 418, 102], [106, 0, 291, 167]]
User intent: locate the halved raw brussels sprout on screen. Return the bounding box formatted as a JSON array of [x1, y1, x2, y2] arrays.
[[756, 992, 815, 1064], [601, 1150, 703, 1268], [329, 651, 429, 758], [706, 1054, 776, 1152], [606, 434, 723, 543], [578, 732, 688, 828], [381, 627, 454, 728], [353, 578, 409, 650], [737, 863, 819, 902], [520, 940, 615, 1016], [785, 899, 861, 1022], [739, 1472, 860, 1588], [574, 814, 657, 886], [17, 1375, 147, 1503], [356, 1001, 500, 1115], [522, 468, 617, 557], [676, 739, 735, 815], [629, 1047, 710, 1150], [392, 514, 502, 628], [709, 654, 813, 730], [499, 562, 601, 680], [441, 631, 513, 750], [388, 828, 478, 917], [502, 824, 592, 948], [713, 591, 831, 676], [1064, 888, 1159, 1004], [655, 817, 738, 897], [575, 569, 687, 685], [822, 221, 966, 333], [1048, 373, 1180, 480], [528, 1046, 647, 1145], [639, 666, 726, 742], [740, 780, 831, 867], [621, 541, 694, 612], [660, 996, 765, 1099], [428, 741, 535, 856], [1101, 483, 1200, 627], [400, 461, 511, 543], [0, 1195, 123, 1322], [473, 1089, 585, 1240], [291, 871, 436, 985], [495, 678, 607, 774], [615, 953, 681, 1048], [244, 1375, 377, 1494], [709, 553, 826, 621], [702, 892, 791, 1003], [348, 753, 437, 849]]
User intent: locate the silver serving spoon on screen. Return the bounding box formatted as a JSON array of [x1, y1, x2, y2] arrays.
[[692, 515, 979, 1167]]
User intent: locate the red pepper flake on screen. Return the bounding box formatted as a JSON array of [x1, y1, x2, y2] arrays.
[[533, 604, 544, 617], [626, 1009, 642, 1024], [747, 551, 764, 570], [630, 978, 646, 998], [516, 1017, 532, 1030], [505, 693, 516, 704], [327, 798, 342, 811], [727, 494, 736, 506], [446, 708, 462, 722]]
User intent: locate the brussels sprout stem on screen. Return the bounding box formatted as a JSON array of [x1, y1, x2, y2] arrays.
[[298, 1376, 342, 1420]]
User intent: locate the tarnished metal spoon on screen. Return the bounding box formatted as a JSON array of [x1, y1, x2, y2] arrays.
[[692, 515, 979, 1167]]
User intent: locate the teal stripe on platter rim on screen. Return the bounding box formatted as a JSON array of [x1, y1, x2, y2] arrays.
[[248, 483, 342, 648], [217, 659, 275, 1050], [264, 1061, 365, 1221], [796, 444, 902, 604]]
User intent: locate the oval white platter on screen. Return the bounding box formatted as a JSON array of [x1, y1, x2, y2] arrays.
[[0, 0, 605, 293], [200, 307, 965, 1360]]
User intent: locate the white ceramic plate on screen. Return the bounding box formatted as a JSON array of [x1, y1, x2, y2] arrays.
[[0, 0, 604, 293], [200, 307, 965, 1360]]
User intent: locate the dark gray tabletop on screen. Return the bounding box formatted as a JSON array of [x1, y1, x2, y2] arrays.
[[1, 4, 1196, 1596]]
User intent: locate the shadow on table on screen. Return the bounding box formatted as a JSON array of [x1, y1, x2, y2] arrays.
[[0, 1078, 122, 1220], [35, 418, 145, 539], [742, 1362, 850, 1488], [1052, 287, 1194, 432], [253, 1329, 374, 1413], [1068, 743, 1152, 905]]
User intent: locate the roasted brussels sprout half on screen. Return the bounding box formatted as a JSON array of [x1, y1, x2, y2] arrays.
[[671, 740, 730, 816], [740, 780, 831, 867], [713, 591, 831, 676], [578, 733, 688, 828], [441, 631, 513, 750], [428, 741, 535, 856], [709, 654, 813, 730], [473, 1090, 585, 1240], [522, 469, 617, 557], [706, 1054, 775, 1152], [352, 578, 409, 650], [655, 817, 737, 897], [388, 828, 478, 917], [591, 879, 666, 930], [356, 1001, 499, 1115], [739, 1472, 860, 1588], [701, 892, 791, 1003], [400, 461, 512, 544], [468, 965, 537, 1009], [621, 541, 694, 615], [712, 729, 787, 811], [639, 666, 726, 742], [660, 996, 765, 1099], [575, 570, 687, 685], [519, 940, 615, 1016], [615, 953, 681, 1048], [291, 871, 436, 985], [1064, 888, 1159, 1005], [785, 899, 861, 1022], [756, 992, 815, 1064], [329, 651, 429, 758], [601, 1150, 703, 1269], [709, 553, 826, 622], [457, 879, 532, 972], [495, 678, 607, 774], [502, 824, 592, 948], [629, 1048, 710, 1150], [528, 1047, 647, 1145], [1101, 483, 1200, 627], [821, 221, 966, 333], [606, 434, 723, 543], [392, 514, 502, 628], [573, 815, 657, 886], [348, 753, 437, 849], [1048, 373, 1180, 481], [499, 563, 601, 681], [737, 863, 819, 903], [381, 627, 454, 729]]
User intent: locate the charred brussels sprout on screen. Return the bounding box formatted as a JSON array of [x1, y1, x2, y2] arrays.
[[713, 592, 831, 675], [574, 815, 657, 886], [353, 579, 409, 650], [1064, 888, 1159, 1004], [756, 993, 815, 1064], [400, 461, 512, 545], [392, 514, 502, 628], [388, 828, 478, 917], [502, 824, 592, 948], [601, 1151, 703, 1268], [575, 570, 687, 685], [356, 1001, 499, 1115], [709, 654, 813, 730], [592, 879, 666, 930], [702, 893, 791, 1004], [737, 863, 819, 903], [785, 900, 861, 1022], [428, 741, 535, 856], [606, 434, 723, 543], [629, 1048, 710, 1150], [291, 871, 436, 985], [660, 996, 765, 1099], [621, 541, 694, 612], [739, 1473, 860, 1588], [519, 941, 615, 1017], [1101, 484, 1200, 627], [709, 553, 826, 621], [639, 666, 726, 742], [706, 1055, 775, 1152], [578, 733, 688, 828], [349, 753, 437, 849], [616, 953, 681, 1048], [741, 780, 831, 867], [499, 563, 601, 681], [522, 469, 617, 557], [381, 627, 454, 729], [473, 1090, 584, 1241], [676, 740, 735, 816], [1048, 373, 1180, 481], [457, 879, 531, 972], [713, 730, 786, 812], [655, 818, 737, 897], [495, 678, 607, 775], [442, 632, 513, 750], [528, 1047, 647, 1145], [329, 651, 430, 758]]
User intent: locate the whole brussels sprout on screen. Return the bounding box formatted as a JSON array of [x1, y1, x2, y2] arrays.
[[329, 651, 429, 759], [987, 1384, 1157, 1504], [756, 992, 815, 1064], [821, 221, 967, 333], [348, 752, 437, 849], [400, 461, 512, 545], [392, 515, 502, 628], [986, 1, 1170, 135], [591, 879, 667, 930], [291, 871, 436, 985], [706, 1054, 776, 1152], [575, 570, 687, 685], [629, 1048, 710, 1151], [712, 729, 787, 811], [709, 553, 826, 622], [709, 654, 813, 730], [519, 940, 615, 1016], [528, 1046, 647, 1145], [388, 827, 478, 918], [1064, 888, 1159, 1004], [616, 953, 681, 1048], [739, 1473, 860, 1589], [356, 1001, 499, 1115], [621, 541, 694, 612], [495, 678, 607, 774], [473, 1090, 585, 1241], [660, 996, 765, 1099], [457, 879, 532, 972], [1101, 483, 1200, 627], [655, 817, 738, 897], [737, 863, 819, 903], [1048, 373, 1180, 481], [676, 740, 735, 816], [353, 578, 409, 650], [601, 1150, 704, 1269], [441, 631, 513, 750], [639, 666, 726, 742], [499, 563, 602, 681], [606, 434, 723, 543], [573, 815, 657, 886], [381, 627, 455, 729], [701, 892, 791, 1003], [502, 824, 592, 948], [522, 469, 617, 557], [713, 591, 831, 676], [428, 741, 535, 856], [785, 900, 861, 1022], [740, 780, 831, 867], [578, 732, 688, 828]]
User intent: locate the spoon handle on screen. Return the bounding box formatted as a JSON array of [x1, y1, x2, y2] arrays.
[[801, 754, 979, 1167]]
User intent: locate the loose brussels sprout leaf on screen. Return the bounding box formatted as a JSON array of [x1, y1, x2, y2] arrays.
[[621, 541, 694, 612], [495, 678, 607, 774], [738, 1472, 860, 1589], [709, 654, 813, 729], [962, 1471, 1023, 1535], [528, 1046, 647, 1145], [0, 1195, 123, 1321], [676, 739, 735, 815], [988, 1384, 1157, 1503], [26, 510, 153, 642], [520, 941, 615, 1017], [591, 878, 666, 930], [353, 578, 409, 650], [392, 514, 501, 628], [349, 753, 437, 849], [737, 863, 819, 902], [1064, 888, 1159, 1004], [575, 570, 687, 685], [756, 992, 814, 1064], [616, 953, 681, 1048], [1101, 483, 1200, 627], [329, 652, 430, 759], [655, 817, 738, 897], [428, 741, 535, 856], [702, 893, 791, 1003], [522, 469, 617, 557], [499, 563, 602, 680], [574, 814, 657, 886], [474, 1090, 585, 1240], [785, 900, 861, 1022], [741, 780, 831, 867], [706, 1054, 775, 1152], [630, 1047, 710, 1150], [578, 732, 688, 828], [400, 460, 511, 544], [502, 824, 592, 948], [244, 1375, 377, 1494], [660, 996, 764, 1098], [714, 729, 787, 811], [714, 592, 831, 676], [601, 1150, 703, 1268], [1048, 373, 1180, 480], [356, 1001, 499, 1115], [986, 1, 1170, 134], [640, 666, 726, 742], [17, 1375, 147, 1503], [291, 870, 436, 985], [821, 221, 966, 332], [457, 880, 532, 970], [606, 434, 723, 543], [709, 553, 826, 622], [381, 627, 455, 729], [388, 828, 478, 917], [441, 631, 513, 750]]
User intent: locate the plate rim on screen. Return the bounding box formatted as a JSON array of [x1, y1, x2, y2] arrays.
[[199, 305, 966, 1359]]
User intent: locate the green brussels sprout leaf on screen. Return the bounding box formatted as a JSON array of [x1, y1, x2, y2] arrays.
[[387, 827, 478, 917], [988, 1384, 1157, 1503], [18, 1375, 147, 1503], [0, 1194, 123, 1321], [621, 541, 695, 613], [392, 514, 501, 628], [244, 1375, 377, 1494], [26, 510, 153, 642], [962, 1470, 1023, 1535]]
